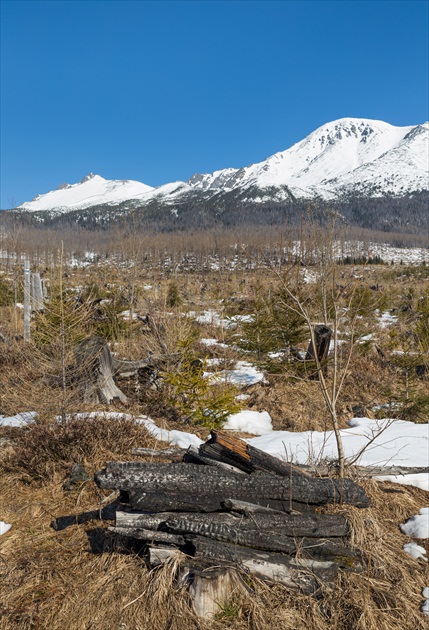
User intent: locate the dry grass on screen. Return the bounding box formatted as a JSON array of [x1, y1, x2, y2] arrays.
[[0, 423, 428, 629], [1, 258, 428, 628]]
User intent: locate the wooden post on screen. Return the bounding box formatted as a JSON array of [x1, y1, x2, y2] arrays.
[[23, 259, 31, 342], [189, 568, 236, 620], [31, 272, 44, 312]]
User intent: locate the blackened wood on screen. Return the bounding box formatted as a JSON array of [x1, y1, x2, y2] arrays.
[[130, 447, 187, 458], [242, 511, 348, 536], [183, 444, 246, 474], [162, 511, 348, 539], [192, 538, 339, 593], [113, 511, 354, 558], [200, 431, 312, 478], [127, 489, 309, 514], [305, 325, 332, 378], [167, 515, 355, 559], [52, 500, 118, 531], [163, 513, 349, 557], [95, 462, 370, 508], [115, 510, 168, 530], [222, 498, 288, 515], [127, 490, 227, 513], [108, 526, 185, 545]]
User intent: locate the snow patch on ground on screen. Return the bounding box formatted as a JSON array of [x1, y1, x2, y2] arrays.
[[400, 508, 429, 539], [403, 542, 427, 562], [206, 360, 265, 387], [0, 411, 38, 427], [223, 410, 273, 435], [135, 416, 204, 449], [0, 521, 12, 535], [422, 587, 429, 617], [194, 310, 253, 329]]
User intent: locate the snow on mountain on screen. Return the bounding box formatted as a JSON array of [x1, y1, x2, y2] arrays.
[[182, 118, 427, 200], [18, 173, 154, 213], [15, 118, 429, 215], [327, 122, 429, 196]]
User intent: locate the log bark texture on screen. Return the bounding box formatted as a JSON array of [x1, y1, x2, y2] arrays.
[[95, 462, 370, 508], [126, 489, 310, 514], [159, 510, 349, 538], [113, 510, 355, 560], [74, 337, 128, 404], [192, 538, 340, 593], [199, 430, 312, 477]]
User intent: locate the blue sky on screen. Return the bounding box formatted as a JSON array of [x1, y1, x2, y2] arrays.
[[1, 0, 428, 208]]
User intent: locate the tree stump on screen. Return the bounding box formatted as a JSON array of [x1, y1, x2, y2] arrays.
[[74, 336, 128, 404]]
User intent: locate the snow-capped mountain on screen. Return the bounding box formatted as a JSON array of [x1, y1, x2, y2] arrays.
[[181, 118, 428, 201], [14, 118, 429, 217], [17, 173, 154, 213]]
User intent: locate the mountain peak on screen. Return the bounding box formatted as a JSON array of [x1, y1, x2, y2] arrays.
[[79, 173, 100, 184], [14, 118, 428, 216]]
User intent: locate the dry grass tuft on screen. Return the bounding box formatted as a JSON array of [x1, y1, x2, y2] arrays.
[[0, 415, 156, 482]]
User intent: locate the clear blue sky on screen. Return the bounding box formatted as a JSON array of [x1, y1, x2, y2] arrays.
[[1, 0, 428, 208]]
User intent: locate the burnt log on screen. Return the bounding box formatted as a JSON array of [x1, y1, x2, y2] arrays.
[[183, 444, 246, 474], [192, 538, 341, 593], [113, 511, 355, 560], [199, 430, 311, 477], [115, 509, 348, 538], [108, 526, 185, 545], [95, 462, 370, 508], [125, 489, 310, 514], [163, 513, 354, 559]]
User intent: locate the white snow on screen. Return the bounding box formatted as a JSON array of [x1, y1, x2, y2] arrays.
[[136, 416, 203, 449], [207, 360, 265, 387], [422, 587, 429, 617], [400, 508, 429, 539], [200, 337, 230, 349], [120, 310, 139, 320], [377, 310, 398, 328], [18, 173, 154, 213], [0, 411, 37, 427], [200, 338, 219, 346], [403, 542, 427, 562], [182, 118, 428, 200], [0, 521, 12, 535], [223, 410, 273, 435], [195, 310, 253, 329]]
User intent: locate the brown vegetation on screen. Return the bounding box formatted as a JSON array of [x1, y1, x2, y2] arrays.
[[0, 226, 428, 628]]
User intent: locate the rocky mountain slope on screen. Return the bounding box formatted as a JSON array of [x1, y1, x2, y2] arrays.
[[10, 118, 429, 227]]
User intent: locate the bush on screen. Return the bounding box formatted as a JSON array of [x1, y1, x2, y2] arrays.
[[0, 277, 15, 307], [162, 327, 241, 427]]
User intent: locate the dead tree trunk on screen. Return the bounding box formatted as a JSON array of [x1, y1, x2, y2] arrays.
[[305, 324, 332, 378], [74, 336, 128, 404]]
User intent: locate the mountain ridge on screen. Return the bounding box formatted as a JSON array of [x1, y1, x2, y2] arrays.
[[11, 117, 429, 219]]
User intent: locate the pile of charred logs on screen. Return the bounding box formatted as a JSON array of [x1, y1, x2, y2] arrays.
[[95, 431, 370, 611]]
